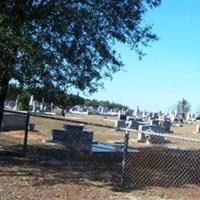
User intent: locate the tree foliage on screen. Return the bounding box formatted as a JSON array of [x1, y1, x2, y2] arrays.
[[0, 0, 161, 128], [0, 0, 160, 93], [84, 99, 128, 110]]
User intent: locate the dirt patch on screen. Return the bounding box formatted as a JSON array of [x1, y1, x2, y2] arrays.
[[0, 155, 127, 200]]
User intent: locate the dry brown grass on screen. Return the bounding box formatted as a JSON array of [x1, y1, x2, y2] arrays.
[[1, 131, 44, 142], [3, 114, 200, 150]]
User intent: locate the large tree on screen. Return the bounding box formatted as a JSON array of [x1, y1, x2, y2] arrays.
[[0, 0, 161, 129]]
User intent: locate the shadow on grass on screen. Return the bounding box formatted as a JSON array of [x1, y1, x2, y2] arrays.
[[2, 142, 200, 193], [0, 143, 123, 191]]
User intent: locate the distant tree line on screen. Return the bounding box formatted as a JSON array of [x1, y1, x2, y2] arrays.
[[7, 84, 128, 111], [84, 99, 128, 110]]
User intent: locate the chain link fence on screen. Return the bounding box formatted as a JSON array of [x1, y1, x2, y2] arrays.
[[2, 110, 200, 191], [28, 113, 125, 187], [123, 129, 200, 189]]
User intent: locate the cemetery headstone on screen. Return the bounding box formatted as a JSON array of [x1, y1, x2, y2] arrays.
[[52, 125, 93, 152], [52, 129, 67, 141], [138, 124, 166, 144], [40, 103, 43, 112], [153, 112, 159, 119], [186, 112, 191, 122], [118, 114, 127, 121], [137, 132, 146, 142], [196, 124, 200, 134], [126, 117, 138, 129], [115, 120, 125, 130], [163, 120, 171, 133], [13, 95, 20, 110], [63, 124, 84, 134], [150, 120, 160, 126], [2, 113, 26, 131]]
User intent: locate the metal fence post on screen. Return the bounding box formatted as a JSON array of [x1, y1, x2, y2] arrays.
[[23, 112, 30, 155], [121, 128, 129, 189]]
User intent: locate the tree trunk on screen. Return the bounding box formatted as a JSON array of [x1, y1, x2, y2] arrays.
[[0, 67, 9, 132]]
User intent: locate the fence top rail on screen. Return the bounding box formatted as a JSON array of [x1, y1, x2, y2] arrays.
[[4, 110, 114, 129], [119, 127, 200, 143]]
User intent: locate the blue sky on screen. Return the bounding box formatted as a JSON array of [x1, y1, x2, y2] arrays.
[[86, 0, 200, 113]]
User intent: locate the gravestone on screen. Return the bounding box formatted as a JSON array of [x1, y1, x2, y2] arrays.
[[118, 114, 127, 121], [75, 130, 93, 151], [186, 112, 191, 121], [13, 95, 20, 110], [153, 113, 159, 119], [140, 125, 165, 133], [196, 124, 200, 134], [52, 129, 67, 141], [138, 125, 143, 132], [115, 120, 125, 130], [138, 125, 166, 144], [163, 120, 171, 133], [127, 118, 145, 130], [150, 120, 160, 126], [63, 124, 84, 134], [35, 106, 40, 113], [40, 103, 43, 112], [149, 112, 153, 119], [52, 125, 93, 151], [2, 113, 26, 131], [29, 95, 36, 112], [171, 113, 175, 122], [142, 111, 146, 119], [126, 117, 138, 129], [137, 132, 146, 142]]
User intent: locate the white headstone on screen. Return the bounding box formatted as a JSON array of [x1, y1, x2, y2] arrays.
[[13, 95, 20, 111], [174, 109, 178, 117], [186, 112, 190, 121], [29, 95, 34, 106], [196, 124, 200, 134], [117, 111, 121, 120], [40, 103, 43, 112], [50, 102, 54, 112], [170, 113, 175, 122], [142, 111, 146, 119], [137, 132, 146, 142], [32, 100, 36, 112]]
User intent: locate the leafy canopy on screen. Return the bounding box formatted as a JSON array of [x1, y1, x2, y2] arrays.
[[0, 0, 161, 93]]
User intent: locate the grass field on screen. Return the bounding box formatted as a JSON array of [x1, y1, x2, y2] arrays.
[[1, 113, 200, 199], [1, 113, 200, 150], [28, 113, 200, 150]]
